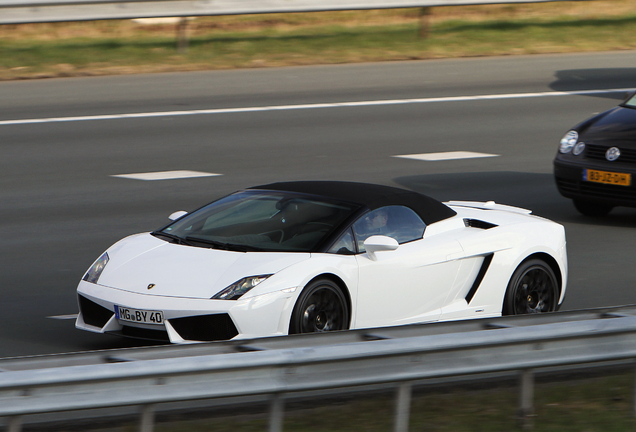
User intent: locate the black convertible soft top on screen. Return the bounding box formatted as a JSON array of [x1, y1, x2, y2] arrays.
[[250, 181, 457, 225]]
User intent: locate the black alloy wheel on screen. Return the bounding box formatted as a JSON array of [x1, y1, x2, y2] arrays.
[[503, 259, 559, 315], [573, 199, 613, 217], [289, 279, 349, 334]]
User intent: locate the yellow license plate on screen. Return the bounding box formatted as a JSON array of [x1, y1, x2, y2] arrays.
[[584, 169, 631, 186]]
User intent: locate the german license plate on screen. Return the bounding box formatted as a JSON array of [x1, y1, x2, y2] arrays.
[[115, 305, 164, 324], [584, 169, 631, 186]]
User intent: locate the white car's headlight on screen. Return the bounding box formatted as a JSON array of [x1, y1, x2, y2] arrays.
[[212, 275, 272, 300], [82, 252, 109, 284], [559, 130, 579, 153]]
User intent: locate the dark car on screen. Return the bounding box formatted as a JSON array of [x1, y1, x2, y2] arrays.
[[554, 91, 636, 216]]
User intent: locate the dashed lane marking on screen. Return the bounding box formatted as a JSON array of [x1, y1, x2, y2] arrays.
[[393, 151, 499, 161], [47, 314, 78, 320], [111, 170, 222, 181]]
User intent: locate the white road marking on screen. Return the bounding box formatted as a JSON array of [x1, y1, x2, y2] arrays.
[[47, 314, 78, 320], [0, 88, 631, 126], [111, 170, 222, 181], [393, 151, 499, 161]]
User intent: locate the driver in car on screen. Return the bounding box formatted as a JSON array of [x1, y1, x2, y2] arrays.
[[354, 208, 393, 251]]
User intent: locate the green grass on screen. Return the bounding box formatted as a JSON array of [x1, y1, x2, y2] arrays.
[[4, 3, 636, 80]]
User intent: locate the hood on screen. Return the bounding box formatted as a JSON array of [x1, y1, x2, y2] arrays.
[[579, 106, 636, 146], [97, 233, 310, 299]]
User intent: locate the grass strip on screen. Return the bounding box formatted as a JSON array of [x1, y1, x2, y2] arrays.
[[91, 372, 636, 432], [3, 1, 636, 80]]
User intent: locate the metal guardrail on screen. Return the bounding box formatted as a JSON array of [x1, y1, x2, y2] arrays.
[[0, 0, 590, 25], [2, 306, 636, 432]]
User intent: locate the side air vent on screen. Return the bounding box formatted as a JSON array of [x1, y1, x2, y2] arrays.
[[78, 295, 114, 328], [464, 219, 498, 230], [465, 253, 494, 304], [169, 313, 239, 342]]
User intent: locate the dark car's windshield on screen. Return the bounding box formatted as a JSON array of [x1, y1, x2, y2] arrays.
[[624, 94, 636, 108], [156, 190, 359, 252]]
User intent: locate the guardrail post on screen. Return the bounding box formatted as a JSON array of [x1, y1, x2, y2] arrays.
[[177, 18, 189, 53], [269, 393, 285, 432], [140, 404, 155, 432], [419, 7, 431, 39], [393, 381, 412, 432], [7, 416, 22, 432], [518, 369, 535, 430]]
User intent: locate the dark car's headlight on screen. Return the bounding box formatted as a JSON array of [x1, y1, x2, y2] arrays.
[[212, 275, 272, 300], [82, 252, 109, 284], [559, 130, 578, 153], [572, 141, 586, 155]]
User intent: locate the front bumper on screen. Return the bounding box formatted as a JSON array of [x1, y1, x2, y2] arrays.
[[76, 281, 296, 343], [554, 159, 636, 207]]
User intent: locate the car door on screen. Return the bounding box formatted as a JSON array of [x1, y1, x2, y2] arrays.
[[352, 206, 463, 329]]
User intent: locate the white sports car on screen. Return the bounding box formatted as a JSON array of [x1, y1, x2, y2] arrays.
[[76, 181, 567, 343]]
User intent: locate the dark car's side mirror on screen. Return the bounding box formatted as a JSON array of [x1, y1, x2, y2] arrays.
[[168, 211, 188, 221], [623, 90, 636, 102]]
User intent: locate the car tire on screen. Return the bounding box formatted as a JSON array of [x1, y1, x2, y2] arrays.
[[503, 259, 559, 315], [289, 279, 349, 334], [573, 199, 613, 217]]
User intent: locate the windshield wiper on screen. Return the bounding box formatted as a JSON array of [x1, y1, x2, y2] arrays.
[[185, 236, 263, 252], [151, 231, 193, 246]]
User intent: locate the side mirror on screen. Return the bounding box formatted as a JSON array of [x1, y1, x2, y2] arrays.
[[624, 90, 636, 102], [168, 211, 188, 221], [364, 235, 399, 261]]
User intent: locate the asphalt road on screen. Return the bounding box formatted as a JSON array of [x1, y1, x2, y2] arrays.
[[2, 51, 636, 358]]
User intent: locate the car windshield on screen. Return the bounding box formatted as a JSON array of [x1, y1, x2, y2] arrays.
[[156, 190, 359, 252], [624, 94, 636, 108]]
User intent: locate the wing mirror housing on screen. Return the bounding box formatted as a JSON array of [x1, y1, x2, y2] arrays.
[[168, 211, 188, 221], [364, 235, 399, 261]]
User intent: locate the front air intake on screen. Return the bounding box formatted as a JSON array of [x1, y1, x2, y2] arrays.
[[121, 326, 170, 342], [78, 295, 114, 328], [169, 313, 239, 342]]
